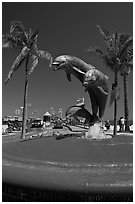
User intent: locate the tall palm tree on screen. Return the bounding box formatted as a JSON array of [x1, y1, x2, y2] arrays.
[[3, 21, 52, 139], [87, 25, 132, 136], [120, 45, 133, 131]]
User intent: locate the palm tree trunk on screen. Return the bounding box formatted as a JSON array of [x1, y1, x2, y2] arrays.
[[21, 56, 29, 139], [113, 71, 118, 136], [123, 73, 130, 132]]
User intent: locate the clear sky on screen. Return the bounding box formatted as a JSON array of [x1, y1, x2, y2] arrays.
[[2, 2, 133, 120]]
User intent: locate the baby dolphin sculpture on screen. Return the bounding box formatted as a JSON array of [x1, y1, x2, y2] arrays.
[[65, 105, 95, 126], [84, 69, 109, 120], [52, 55, 109, 123]]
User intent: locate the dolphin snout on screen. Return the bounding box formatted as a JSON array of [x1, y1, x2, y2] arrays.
[[52, 62, 60, 65], [51, 61, 61, 70]]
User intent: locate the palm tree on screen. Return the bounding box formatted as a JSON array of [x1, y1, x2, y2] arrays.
[[3, 21, 52, 139], [87, 25, 132, 136], [120, 45, 133, 131]]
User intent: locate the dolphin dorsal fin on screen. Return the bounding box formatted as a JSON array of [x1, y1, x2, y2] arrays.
[[66, 70, 71, 81]]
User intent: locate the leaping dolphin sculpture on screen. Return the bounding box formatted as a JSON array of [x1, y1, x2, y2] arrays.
[[52, 55, 95, 83], [52, 55, 109, 122], [65, 105, 96, 126]]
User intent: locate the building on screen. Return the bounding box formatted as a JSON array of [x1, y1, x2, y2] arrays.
[[3, 116, 22, 122], [43, 112, 51, 128]]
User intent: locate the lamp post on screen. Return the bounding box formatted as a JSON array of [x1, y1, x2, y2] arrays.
[[58, 108, 62, 119], [21, 103, 31, 121], [50, 107, 55, 120]]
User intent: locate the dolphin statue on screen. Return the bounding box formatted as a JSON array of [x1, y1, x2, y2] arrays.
[[83, 69, 109, 119], [52, 55, 109, 122], [52, 55, 95, 83], [65, 105, 96, 126]]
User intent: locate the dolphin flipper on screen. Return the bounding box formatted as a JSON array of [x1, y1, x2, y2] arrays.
[[97, 86, 108, 95], [65, 64, 85, 82], [66, 70, 71, 81], [98, 94, 108, 119], [72, 66, 86, 75], [87, 89, 99, 119], [93, 86, 108, 119]]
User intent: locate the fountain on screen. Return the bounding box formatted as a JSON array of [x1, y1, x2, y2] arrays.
[[52, 55, 111, 139]]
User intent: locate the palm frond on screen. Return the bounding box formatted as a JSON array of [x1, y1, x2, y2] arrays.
[[103, 55, 116, 70], [36, 50, 53, 66], [2, 34, 16, 48], [10, 21, 28, 45], [97, 25, 118, 54], [120, 46, 133, 75], [28, 55, 39, 75], [3, 34, 25, 51], [119, 36, 133, 60], [30, 28, 39, 42], [120, 63, 131, 75], [128, 61, 133, 70], [5, 46, 29, 84], [126, 46, 133, 63], [97, 25, 112, 40], [26, 28, 39, 48], [10, 21, 25, 34], [118, 33, 131, 47], [87, 46, 104, 55]]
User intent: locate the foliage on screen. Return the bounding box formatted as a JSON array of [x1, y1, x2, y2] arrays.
[[87, 25, 133, 135], [87, 25, 133, 73], [3, 21, 53, 84]]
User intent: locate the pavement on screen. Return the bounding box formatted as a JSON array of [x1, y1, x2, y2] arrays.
[[2, 128, 133, 193], [2, 126, 133, 139]]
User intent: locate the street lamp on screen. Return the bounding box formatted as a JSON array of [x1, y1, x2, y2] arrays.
[[50, 107, 55, 120], [50, 107, 55, 115], [20, 103, 31, 119], [58, 108, 62, 119]]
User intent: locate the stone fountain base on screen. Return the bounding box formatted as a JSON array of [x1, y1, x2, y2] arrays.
[[35, 123, 112, 140]]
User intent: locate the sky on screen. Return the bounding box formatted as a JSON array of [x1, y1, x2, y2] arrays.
[[2, 2, 133, 120]]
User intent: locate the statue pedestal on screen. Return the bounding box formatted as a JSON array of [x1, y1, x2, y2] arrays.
[[85, 122, 111, 139]]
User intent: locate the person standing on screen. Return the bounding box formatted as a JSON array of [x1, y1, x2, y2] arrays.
[[105, 120, 110, 130], [119, 117, 125, 132]]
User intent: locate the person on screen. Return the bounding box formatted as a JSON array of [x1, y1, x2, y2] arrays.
[[105, 120, 110, 130], [119, 117, 125, 132]]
